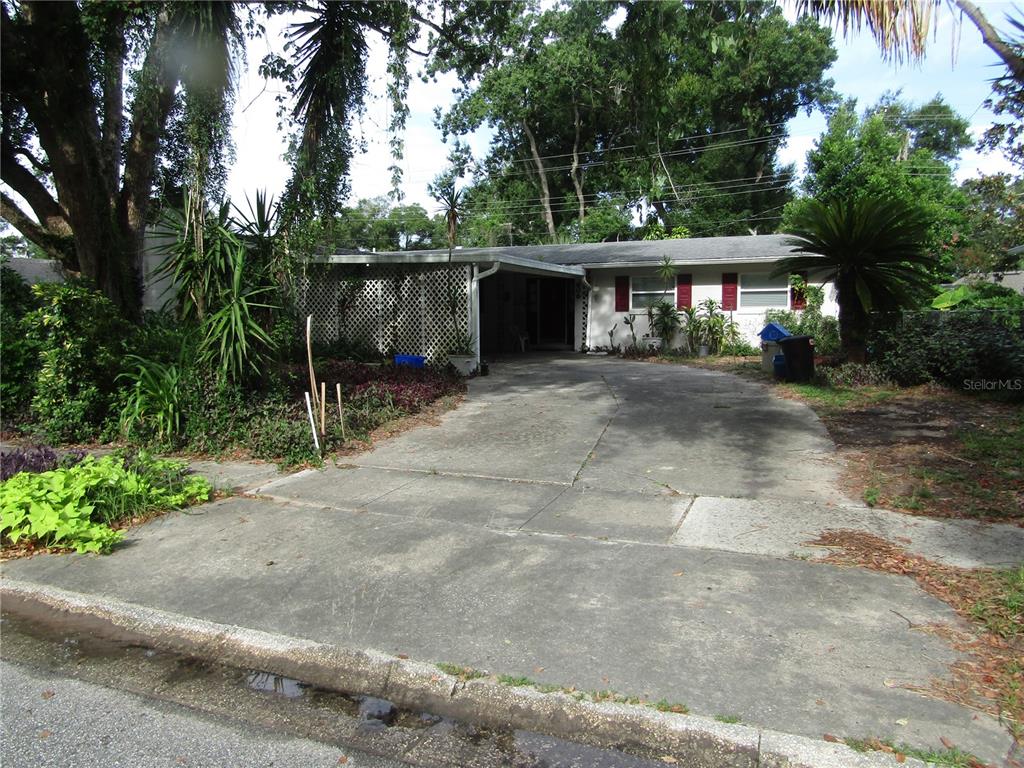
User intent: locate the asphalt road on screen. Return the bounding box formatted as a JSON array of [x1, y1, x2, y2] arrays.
[[1, 660, 405, 768]]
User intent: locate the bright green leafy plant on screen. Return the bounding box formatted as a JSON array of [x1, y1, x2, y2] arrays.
[[1, 452, 211, 555]]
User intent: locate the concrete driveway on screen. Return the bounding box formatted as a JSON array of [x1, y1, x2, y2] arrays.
[[5, 355, 1021, 762], [260, 355, 1021, 568]]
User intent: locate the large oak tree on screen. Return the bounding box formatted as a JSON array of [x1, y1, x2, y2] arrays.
[[1, 0, 516, 319]]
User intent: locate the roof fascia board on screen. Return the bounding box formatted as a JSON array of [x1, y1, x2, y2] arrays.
[[579, 257, 804, 269], [312, 251, 585, 277]]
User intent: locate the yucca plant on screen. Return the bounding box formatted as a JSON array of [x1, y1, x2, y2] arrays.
[[153, 200, 240, 322], [198, 243, 278, 385]]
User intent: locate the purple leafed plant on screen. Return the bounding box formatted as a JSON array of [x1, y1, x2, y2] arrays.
[[0, 446, 88, 482]]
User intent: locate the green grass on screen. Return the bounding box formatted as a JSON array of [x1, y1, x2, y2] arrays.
[[844, 737, 982, 767], [714, 714, 741, 724], [653, 699, 689, 714], [862, 486, 880, 507], [496, 674, 535, 687], [780, 383, 901, 411], [436, 663, 487, 680]]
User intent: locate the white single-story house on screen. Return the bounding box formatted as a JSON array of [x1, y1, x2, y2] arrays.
[[303, 234, 838, 364]]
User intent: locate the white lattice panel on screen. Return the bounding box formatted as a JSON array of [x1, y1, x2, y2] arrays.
[[575, 279, 589, 352], [298, 264, 471, 361]]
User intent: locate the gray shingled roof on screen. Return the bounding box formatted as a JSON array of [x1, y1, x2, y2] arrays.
[[323, 233, 802, 267]]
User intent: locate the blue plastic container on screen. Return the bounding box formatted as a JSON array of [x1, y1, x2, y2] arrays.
[[759, 322, 792, 342], [393, 354, 426, 368], [772, 353, 787, 379]]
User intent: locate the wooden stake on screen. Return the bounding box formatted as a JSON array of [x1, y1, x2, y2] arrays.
[[336, 383, 346, 441], [304, 392, 320, 453], [306, 315, 319, 414], [320, 381, 327, 437]]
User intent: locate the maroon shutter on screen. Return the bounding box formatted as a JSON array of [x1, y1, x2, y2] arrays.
[[791, 271, 808, 310], [721, 273, 738, 311], [676, 274, 692, 309], [615, 276, 629, 312]]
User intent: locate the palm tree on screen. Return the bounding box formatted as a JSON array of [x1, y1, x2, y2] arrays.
[[773, 197, 935, 362], [797, 1, 1023, 83], [432, 181, 464, 262]]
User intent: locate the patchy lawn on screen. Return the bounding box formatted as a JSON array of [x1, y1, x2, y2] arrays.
[[680, 355, 1024, 523]]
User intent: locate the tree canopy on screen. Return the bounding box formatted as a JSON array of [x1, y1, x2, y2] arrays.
[[0, 0, 518, 317], [784, 94, 974, 276], [439, 0, 837, 245]]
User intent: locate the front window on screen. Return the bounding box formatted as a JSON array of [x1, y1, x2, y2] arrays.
[[739, 274, 788, 308], [631, 277, 672, 308]]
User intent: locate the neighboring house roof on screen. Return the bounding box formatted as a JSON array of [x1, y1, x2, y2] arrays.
[[954, 270, 1024, 295], [315, 233, 802, 271], [3, 257, 64, 284]]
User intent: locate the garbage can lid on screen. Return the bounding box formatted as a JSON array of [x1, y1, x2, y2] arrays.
[[776, 334, 814, 344], [759, 322, 791, 341]]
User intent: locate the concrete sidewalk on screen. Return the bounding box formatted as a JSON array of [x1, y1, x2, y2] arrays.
[[1, 494, 1016, 764]]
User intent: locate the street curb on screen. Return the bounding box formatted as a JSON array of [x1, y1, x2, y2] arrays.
[[0, 580, 922, 768]]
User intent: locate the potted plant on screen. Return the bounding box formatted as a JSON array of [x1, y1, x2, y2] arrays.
[[650, 300, 681, 351], [446, 329, 476, 376], [696, 298, 725, 356]]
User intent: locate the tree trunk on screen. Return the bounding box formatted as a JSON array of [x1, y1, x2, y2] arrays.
[[955, 0, 1024, 84], [570, 102, 585, 226], [835, 277, 868, 363], [522, 121, 556, 238], [1, 3, 185, 321]]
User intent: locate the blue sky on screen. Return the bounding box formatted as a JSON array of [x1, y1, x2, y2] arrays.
[[227, 2, 1019, 214]]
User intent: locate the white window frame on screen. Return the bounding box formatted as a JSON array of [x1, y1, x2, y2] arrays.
[[630, 276, 672, 310], [738, 273, 789, 310]]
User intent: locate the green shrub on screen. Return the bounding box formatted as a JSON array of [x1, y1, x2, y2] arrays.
[[765, 278, 841, 355], [872, 310, 1024, 395], [27, 281, 131, 442], [0, 266, 42, 421], [1, 452, 210, 554], [248, 405, 323, 467], [821, 363, 893, 388]]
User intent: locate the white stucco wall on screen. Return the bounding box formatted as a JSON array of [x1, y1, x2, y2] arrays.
[[584, 265, 838, 349]]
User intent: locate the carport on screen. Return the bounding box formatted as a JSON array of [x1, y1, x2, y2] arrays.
[[307, 249, 586, 364]]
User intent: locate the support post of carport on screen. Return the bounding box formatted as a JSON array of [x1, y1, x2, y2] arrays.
[[471, 263, 501, 366]]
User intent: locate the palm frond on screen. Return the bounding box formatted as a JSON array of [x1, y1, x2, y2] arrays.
[[796, 0, 942, 65]]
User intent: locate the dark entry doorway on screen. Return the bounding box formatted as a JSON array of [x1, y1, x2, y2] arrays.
[[480, 272, 575, 355]]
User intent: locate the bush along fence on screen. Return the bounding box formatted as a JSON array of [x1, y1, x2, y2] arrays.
[[868, 309, 1024, 398]]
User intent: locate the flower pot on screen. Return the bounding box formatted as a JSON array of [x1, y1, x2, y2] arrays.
[[446, 354, 477, 376], [642, 335, 662, 352]]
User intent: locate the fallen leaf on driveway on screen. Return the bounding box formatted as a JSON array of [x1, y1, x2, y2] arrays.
[[39, 730, 52, 739], [895, 718, 908, 726], [533, 667, 545, 674], [660, 757, 677, 764], [940, 736, 956, 750], [823, 734, 842, 743], [337, 756, 349, 765], [672, 571, 684, 577], [41, 690, 55, 700]]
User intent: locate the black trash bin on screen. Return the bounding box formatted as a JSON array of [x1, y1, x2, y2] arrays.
[[776, 335, 815, 382]]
